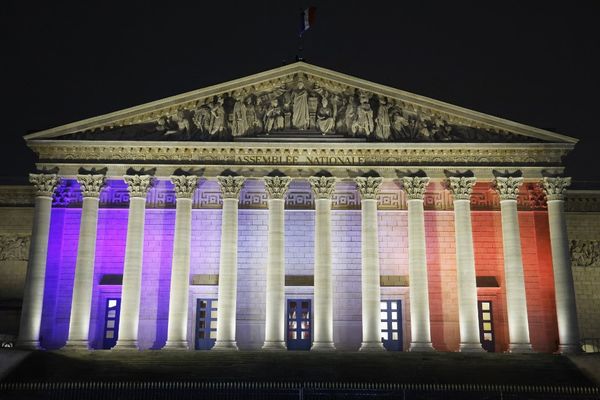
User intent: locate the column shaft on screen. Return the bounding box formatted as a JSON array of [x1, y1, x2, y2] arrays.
[[17, 195, 54, 349], [65, 196, 101, 349], [165, 198, 193, 349], [114, 196, 147, 349], [500, 199, 532, 351], [407, 199, 434, 351]]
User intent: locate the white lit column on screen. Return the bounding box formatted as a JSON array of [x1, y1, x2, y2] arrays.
[[262, 176, 291, 351], [114, 175, 154, 350], [65, 174, 106, 350], [494, 177, 532, 352], [542, 177, 581, 353], [402, 176, 434, 352], [17, 173, 60, 349], [164, 175, 198, 350], [356, 176, 385, 351], [213, 175, 245, 351], [309, 176, 336, 351], [447, 176, 484, 352]]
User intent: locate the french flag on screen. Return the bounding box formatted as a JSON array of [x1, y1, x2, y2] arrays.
[[299, 7, 316, 37]]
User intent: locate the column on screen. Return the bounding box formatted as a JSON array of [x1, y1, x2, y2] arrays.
[[494, 177, 532, 352], [164, 175, 199, 350], [262, 176, 291, 350], [114, 175, 154, 350], [356, 176, 385, 351], [541, 177, 581, 353], [308, 176, 336, 351], [17, 173, 60, 349], [447, 176, 484, 352], [213, 175, 245, 351], [65, 174, 106, 350], [402, 176, 434, 351]]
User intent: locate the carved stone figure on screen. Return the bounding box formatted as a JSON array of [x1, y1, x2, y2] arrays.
[[231, 92, 249, 137], [264, 99, 284, 133], [209, 96, 226, 136], [244, 96, 262, 134], [316, 97, 335, 134], [352, 94, 374, 136], [292, 81, 310, 130], [374, 97, 391, 140], [0, 234, 30, 261], [343, 98, 357, 135], [193, 99, 212, 133]]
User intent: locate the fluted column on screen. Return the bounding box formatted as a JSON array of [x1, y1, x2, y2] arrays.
[[447, 177, 484, 352], [262, 176, 292, 351], [494, 177, 532, 352], [309, 176, 336, 351], [65, 174, 106, 350], [356, 177, 385, 351], [213, 175, 245, 351], [164, 175, 199, 350], [402, 177, 434, 352], [114, 175, 154, 350], [542, 177, 581, 353], [17, 174, 60, 349]]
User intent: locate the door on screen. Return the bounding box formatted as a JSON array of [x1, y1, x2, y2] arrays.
[[381, 300, 403, 351], [195, 299, 217, 350], [102, 298, 121, 349], [286, 299, 311, 350], [478, 300, 495, 352]]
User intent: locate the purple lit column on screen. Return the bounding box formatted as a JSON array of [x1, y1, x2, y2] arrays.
[[164, 175, 198, 350], [114, 175, 154, 350], [65, 175, 106, 350], [17, 173, 60, 349]]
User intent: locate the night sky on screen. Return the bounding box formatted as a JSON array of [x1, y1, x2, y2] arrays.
[[3, 2, 599, 182]]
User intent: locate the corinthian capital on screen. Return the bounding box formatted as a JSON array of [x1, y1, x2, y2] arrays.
[[123, 175, 154, 198], [308, 176, 336, 199], [29, 173, 60, 197], [217, 176, 246, 199], [355, 176, 383, 200], [493, 177, 523, 201], [541, 177, 571, 201], [401, 177, 430, 200], [264, 176, 291, 200], [77, 174, 106, 198], [446, 176, 477, 200], [170, 175, 199, 199]]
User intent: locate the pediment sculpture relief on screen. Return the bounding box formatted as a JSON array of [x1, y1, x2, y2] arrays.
[[61, 73, 540, 143]]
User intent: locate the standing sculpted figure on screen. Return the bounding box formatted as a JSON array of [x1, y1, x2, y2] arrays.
[[264, 99, 284, 133], [291, 81, 310, 130], [352, 94, 374, 136], [209, 96, 226, 136], [316, 97, 335, 134], [231, 92, 249, 137], [374, 97, 391, 140], [244, 96, 262, 134]]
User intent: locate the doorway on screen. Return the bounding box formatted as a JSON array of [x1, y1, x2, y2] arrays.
[[195, 299, 217, 350], [102, 298, 121, 349], [286, 299, 312, 350], [381, 300, 403, 351], [478, 300, 495, 352]]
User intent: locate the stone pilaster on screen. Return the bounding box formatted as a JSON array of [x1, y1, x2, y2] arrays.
[[262, 176, 292, 351], [493, 177, 532, 352], [17, 174, 60, 349], [164, 175, 199, 350], [356, 177, 385, 351], [542, 177, 581, 353], [114, 175, 154, 350], [65, 174, 106, 350], [308, 176, 336, 351], [402, 176, 434, 352], [213, 176, 245, 350], [446, 176, 484, 352]]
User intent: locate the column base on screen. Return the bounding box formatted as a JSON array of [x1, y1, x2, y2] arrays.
[[508, 342, 533, 353], [359, 341, 384, 352], [16, 340, 41, 350], [113, 339, 139, 351], [311, 341, 336, 351], [163, 340, 189, 350], [459, 342, 485, 352], [63, 340, 91, 351], [558, 343, 582, 354], [409, 341, 435, 352], [262, 341, 287, 351], [212, 340, 239, 351]]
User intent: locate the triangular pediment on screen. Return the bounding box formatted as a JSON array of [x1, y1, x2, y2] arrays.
[[24, 62, 577, 144]]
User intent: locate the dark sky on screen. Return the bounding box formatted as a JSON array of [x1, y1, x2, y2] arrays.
[[2, 2, 599, 181]]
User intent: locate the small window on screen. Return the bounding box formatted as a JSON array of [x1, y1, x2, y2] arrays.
[[108, 299, 117, 308], [106, 320, 115, 329], [105, 330, 114, 339], [108, 310, 116, 318]]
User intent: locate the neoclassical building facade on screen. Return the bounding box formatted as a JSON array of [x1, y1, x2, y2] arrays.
[[2, 63, 599, 353]]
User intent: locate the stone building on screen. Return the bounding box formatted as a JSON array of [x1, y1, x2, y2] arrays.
[[1, 62, 599, 353]]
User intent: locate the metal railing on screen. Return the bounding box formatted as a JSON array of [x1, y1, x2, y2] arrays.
[[0, 381, 598, 400], [582, 338, 600, 353]]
